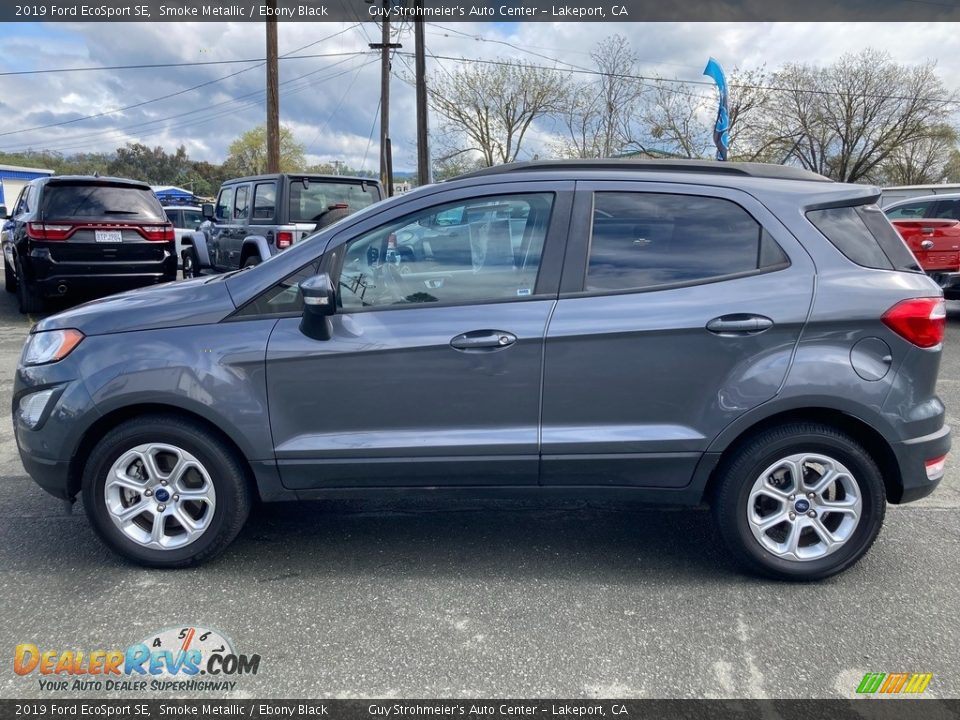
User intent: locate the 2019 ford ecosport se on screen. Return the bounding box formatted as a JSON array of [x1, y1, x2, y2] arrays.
[[13, 160, 950, 580]]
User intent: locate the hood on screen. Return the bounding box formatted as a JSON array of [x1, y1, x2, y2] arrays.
[[33, 276, 237, 337]]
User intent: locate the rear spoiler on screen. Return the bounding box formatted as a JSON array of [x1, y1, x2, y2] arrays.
[[801, 185, 881, 212]]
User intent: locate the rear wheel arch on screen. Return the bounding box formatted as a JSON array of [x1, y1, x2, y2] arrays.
[[704, 407, 902, 505], [68, 404, 259, 502]]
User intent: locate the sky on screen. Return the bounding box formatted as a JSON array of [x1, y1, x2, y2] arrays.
[[0, 21, 959, 174]]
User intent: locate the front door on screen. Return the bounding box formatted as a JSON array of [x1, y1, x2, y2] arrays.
[[265, 184, 572, 489], [540, 182, 816, 488]]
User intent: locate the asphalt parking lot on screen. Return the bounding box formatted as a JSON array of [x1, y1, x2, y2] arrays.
[[0, 272, 958, 700]]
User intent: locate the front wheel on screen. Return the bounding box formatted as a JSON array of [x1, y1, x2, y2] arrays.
[[82, 415, 252, 568], [712, 422, 886, 581], [181, 246, 200, 278]]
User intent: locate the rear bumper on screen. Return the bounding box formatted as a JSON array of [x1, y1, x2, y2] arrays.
[[890, 424, 951, 503], [928, 270, 960, 299], [25, 244, 176, 296]]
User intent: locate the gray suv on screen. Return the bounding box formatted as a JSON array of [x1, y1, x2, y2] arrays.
[[183, 173, 383, 275], [13, 160, 950, 580]]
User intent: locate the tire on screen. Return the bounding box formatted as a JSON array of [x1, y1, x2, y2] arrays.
[[15, 257, 43, 314], [712, 422, 886, 581], [4, 259, 15, 293], [81, 414, 252, 568], [242, 254, 261, 268], [181, 246, 199, 278]]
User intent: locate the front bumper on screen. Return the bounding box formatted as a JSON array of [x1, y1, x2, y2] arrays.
[[890, 424, 951, 503], [14, 360, 101, 501]]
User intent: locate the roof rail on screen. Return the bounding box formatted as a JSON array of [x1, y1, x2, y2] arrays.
[[452, 159, 831, 183]]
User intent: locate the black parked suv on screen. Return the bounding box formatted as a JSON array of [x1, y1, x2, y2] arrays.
[[2, 176, 176, 314], [183, 173, 383, 275]]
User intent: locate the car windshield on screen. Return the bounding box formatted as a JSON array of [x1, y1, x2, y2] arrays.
[[42, 183, 165, 221], [287, 180, 378, 223]]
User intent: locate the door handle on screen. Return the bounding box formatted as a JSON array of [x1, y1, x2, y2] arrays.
[[706, 314, 774, 336], [921, 226, 935, 235], [450, 330, 517, 351]]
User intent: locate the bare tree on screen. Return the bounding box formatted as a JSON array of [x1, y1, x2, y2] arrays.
[[631, 79, 713, 159], [427, 59, 569, 166], [556, 35, 644, 158], [880, 124, 958, 185], [762, 50, 958, 182]]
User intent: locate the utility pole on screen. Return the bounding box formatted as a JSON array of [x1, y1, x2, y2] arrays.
[[414, 14, 431, 186], [265, 0, 280, 173], [369, 7, 401, 197]]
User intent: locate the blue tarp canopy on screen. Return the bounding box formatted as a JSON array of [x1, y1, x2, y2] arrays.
[[151, 185, 194, 203]]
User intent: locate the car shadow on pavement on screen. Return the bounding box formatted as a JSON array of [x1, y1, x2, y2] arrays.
[[225, 498, 737, 584]]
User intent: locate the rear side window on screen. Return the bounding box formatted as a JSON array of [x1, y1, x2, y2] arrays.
[[253, 182, 276, 220], [886, 201, 933, 219], [40, 183, 164, 221], [808, 205, 921, 272], [586, 192, 788, 292]]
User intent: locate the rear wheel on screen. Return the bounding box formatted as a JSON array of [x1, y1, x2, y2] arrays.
[[82, 415, 252, 568], [4, 259, 15, 293], [713, 422, 886, 581], [15, 257, 43, 314]]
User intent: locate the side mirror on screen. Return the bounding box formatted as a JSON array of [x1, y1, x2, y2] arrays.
[[299, 273, 336, 340], [0, 205, 7, 219], [202, 203, 215, 220]]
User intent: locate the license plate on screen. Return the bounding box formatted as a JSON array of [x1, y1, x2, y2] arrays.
[[95, 230, 123, 243]]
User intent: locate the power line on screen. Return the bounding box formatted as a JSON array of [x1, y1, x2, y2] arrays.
[[407, 52, 960, 106], [0, 24, 363, 77], [3, 57, 377, 155], [0, 25, 366, 139]]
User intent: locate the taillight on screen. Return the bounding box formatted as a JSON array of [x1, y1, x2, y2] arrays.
[[139, 224, 175, 241], [926, 455, 947, 480], [882, 297, 946, 348], [276, 231, 293, 249], [26, 223, 73, 240]]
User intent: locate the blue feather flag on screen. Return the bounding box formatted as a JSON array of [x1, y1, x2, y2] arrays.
[[703, 58, 730, 161]]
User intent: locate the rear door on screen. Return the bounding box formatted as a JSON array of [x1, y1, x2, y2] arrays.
[[37, 181, 169, 264], [540, 181, 815, 488]]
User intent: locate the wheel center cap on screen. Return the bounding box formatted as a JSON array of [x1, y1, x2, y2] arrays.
[[794, 498, 811, 514], [155, 488, 171, 503]]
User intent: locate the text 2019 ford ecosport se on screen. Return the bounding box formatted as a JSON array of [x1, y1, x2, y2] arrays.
[[13, 160, 951, 580]]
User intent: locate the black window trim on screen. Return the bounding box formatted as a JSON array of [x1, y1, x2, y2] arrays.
[[327, 190, 560, 316], [568, 189, 791, 299], [227, 187, 571, 321]]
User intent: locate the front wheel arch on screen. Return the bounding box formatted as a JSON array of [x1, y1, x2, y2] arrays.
[[68, 404, 258, 502]]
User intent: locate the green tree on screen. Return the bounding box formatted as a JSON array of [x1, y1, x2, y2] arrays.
[[224, 125, 305, 176]]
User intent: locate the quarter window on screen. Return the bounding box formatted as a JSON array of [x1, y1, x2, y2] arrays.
[[586, 192, 787, 292], [337, 193, 554, 311]]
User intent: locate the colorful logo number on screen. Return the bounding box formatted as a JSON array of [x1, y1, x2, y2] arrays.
[[857, 673, 933, 694]]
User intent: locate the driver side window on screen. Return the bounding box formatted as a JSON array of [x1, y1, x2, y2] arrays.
[[336, 193, 554, 311]]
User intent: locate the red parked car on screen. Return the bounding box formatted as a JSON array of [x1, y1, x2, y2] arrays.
[[885, 194, 960, 299]]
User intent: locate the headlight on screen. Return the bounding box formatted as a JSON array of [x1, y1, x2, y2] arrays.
[[22, 329, 84, 366]]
